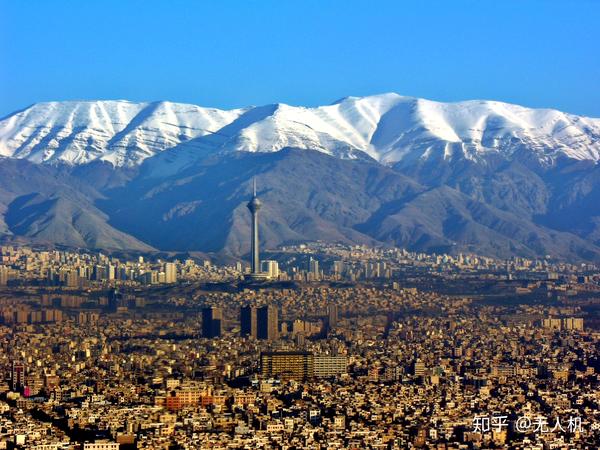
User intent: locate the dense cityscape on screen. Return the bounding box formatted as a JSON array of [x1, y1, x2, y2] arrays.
[[1, 203, 600, 449]]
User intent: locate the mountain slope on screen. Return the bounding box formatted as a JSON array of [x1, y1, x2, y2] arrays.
[[96, 149, 600, 261], [0, 150, 599, 261], [98, 149, 418, 253], [0, 158, 153, 250]]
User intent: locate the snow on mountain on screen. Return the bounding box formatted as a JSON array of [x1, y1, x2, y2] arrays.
[[0, 100, 246, 166], [367, 95, 600, 165], [1, 94, 599, 168]]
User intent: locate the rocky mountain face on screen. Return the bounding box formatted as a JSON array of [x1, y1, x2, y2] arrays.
[[1, 94, 599, 261], [0, 159, 152, 250]]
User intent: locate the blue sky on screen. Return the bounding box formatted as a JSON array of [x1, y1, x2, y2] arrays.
[[1, 0, 599, 117]]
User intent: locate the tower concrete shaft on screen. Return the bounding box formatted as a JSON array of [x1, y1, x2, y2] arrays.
[[251, 206, 260, 273], [247, 179, 262, 274]]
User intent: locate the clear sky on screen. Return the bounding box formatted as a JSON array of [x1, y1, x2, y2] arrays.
[[1, 0, 599, 117]]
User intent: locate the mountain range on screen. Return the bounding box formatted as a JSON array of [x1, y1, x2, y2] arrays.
[[1, 93, 600, 262]]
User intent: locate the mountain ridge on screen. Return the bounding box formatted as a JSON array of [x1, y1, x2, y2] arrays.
[[2, 94, 599, 170]]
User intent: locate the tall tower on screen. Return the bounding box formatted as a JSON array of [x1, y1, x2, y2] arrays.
[[247, 178, 262, 275]]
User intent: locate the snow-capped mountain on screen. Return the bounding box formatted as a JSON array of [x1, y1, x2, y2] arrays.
[[0, 100, 246, 167], [1, 93, 599, 168]]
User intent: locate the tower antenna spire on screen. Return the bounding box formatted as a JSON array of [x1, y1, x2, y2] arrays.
[[253, 177, 256, 197]]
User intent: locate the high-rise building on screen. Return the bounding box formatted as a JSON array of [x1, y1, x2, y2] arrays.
[[164, 262, 177, 283], [65, 270, 79, 287], [138, 271, 158, 285], [0, 266, 8, 285], [108, 288, 121, 313], [11, 361, 25, 391], [563, 317, 584, 330], [202, 307, 223, 338], [313, 355, 348, 378], [261, 351, 313, 381], [261, 260, 279, 279], [542, 317, 584, 331], [308, 256, 321, 280], [257, 305, 278, 340], [260, 352, 347, 380], [327, 303, 339, 328], [240, 306, 258, 338], [105, 264, 115, 280], [414, 359, 426, 377], [332, 260, 344, 276]]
